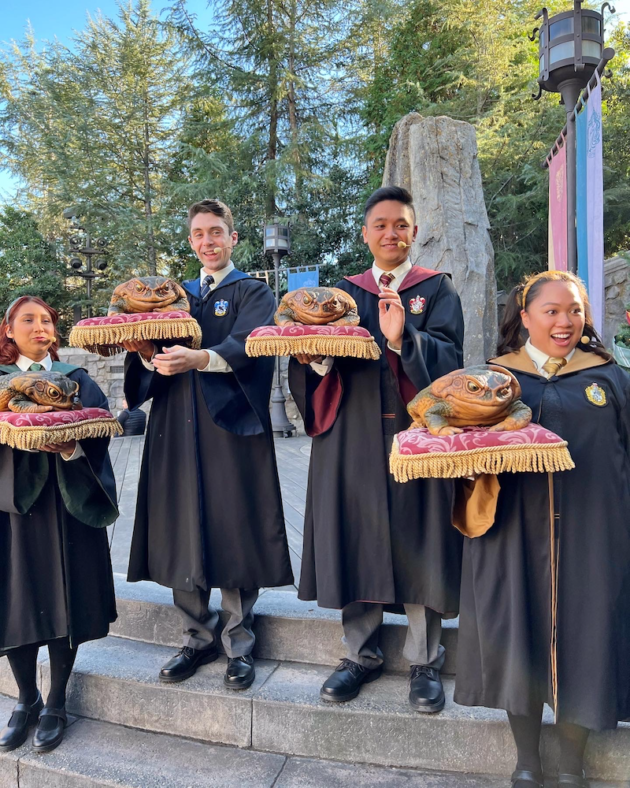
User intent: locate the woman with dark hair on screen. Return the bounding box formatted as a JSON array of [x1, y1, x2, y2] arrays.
[[454, 271, 630, 788], [0, 296, 118, 754]]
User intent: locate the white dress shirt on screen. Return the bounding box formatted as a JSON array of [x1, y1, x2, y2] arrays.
[[524, 338, 575, 379], [311, 260, 412, 376], [140, 264, 234, 374], [16, 353, 83, 460]]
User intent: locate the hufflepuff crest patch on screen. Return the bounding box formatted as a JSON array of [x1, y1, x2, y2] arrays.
[[584, 382, 607, 407]]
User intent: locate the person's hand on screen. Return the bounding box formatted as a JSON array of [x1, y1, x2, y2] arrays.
[[152, 346, 210, 376], [120, 340, 155, 361], [40, 440, 77, 456], [294, 354, 324, 365], [378, 287, 405, 350]]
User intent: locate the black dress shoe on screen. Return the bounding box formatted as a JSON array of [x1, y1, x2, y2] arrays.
[[320, 659, 383, 702], [32, 707, 67, 754], [408, 665, 445, 713], [511, 769, 544, 787], [558, 773, 589, 787], [0, 693, 43, 752], [159, 646, 218, 683], [224, 655, 255, 689]]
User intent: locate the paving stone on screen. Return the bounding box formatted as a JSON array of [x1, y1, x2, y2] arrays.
[[275, 758, 508, 787]]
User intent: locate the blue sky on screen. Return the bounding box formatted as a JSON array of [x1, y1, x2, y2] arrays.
[[1, 0, 629, 203]]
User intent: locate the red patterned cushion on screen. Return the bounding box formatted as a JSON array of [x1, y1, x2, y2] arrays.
[[248, 325, 373, 338], [0, 407, 114, 428], [0, 408, 122, 450], [396, 424, 567, 455], [390, 424, 574, 481], [75, 311, 191, 326]]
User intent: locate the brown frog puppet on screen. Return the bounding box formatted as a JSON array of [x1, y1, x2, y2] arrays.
[[407, 364, 532, 435], [275, 287, 360, 326], [0, 371, 82, 413], [108, 277, 190, 315]]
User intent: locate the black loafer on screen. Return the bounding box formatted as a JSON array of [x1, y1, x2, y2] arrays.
[[159, 646, 218, 683], [511, 770, 544, 787], [408, 665, 445, 713], [224, 655, 255, 689], [558, 773, 589, 787], [32, 707, 67, 754], [0, 693, 43, 752], [320, 659, 383, 702]]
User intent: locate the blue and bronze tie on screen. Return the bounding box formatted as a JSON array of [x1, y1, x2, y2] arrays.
[[200, 275, 215, 302]]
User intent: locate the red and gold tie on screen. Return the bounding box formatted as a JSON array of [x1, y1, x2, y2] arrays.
[[379, 272, 395, 289]]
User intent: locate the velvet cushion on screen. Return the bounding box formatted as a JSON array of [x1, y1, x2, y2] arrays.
[[68, 312, 202, 357], [0, 408, 122, 450], [246, 325, 381, 360], [390, 424, 575, 481]]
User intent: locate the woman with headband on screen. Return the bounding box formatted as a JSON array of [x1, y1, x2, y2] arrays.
[[0, 296, 118, 754], [453, 271, 630, 787]]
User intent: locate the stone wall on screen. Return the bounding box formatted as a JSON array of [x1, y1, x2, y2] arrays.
[[382, 113, 498, 366], [604, 255, 630, 348], [58, 347, 127, 413]]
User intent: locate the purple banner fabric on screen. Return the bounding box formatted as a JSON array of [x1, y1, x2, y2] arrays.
[[548, 141, 568, 272], [586, 76, 604, 335]]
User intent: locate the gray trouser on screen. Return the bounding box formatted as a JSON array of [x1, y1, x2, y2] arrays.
[[342, 601, 445, 670], [173, 587, 259, 658]]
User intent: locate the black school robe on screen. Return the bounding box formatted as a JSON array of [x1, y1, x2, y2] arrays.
[[289, 266, 465, 612], [454, 349, 630, 732], [125, 270, 293, 592], [0, 363, 118, 652]]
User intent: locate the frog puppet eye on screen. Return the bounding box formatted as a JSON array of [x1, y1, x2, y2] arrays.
[[135, 283, 145, 293], [467, 380, 481, 393], [47, 388, 60, 398], [302, 294, 312, 305]]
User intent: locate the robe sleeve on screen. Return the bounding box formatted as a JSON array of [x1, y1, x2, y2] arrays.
[[288, 358, 344, 437], [55, 370, 119, 528], [395, 275, 464, 396], [124, 349, 171, 410], [0, 446, 50, 515], [196, 280, 276, 436]]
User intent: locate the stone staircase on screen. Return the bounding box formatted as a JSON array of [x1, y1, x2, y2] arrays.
[[0, 577, 628, 787]]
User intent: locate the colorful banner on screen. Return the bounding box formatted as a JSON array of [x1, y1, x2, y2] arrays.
[[548, 140, 568, 272], [576, 98, 589, 291], [586, 75, 604, 335], [287, 267, 319, 291]]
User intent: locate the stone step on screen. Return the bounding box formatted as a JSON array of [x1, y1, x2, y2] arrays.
[[0, 694, 513, 788], [111, 576, 459, 675], [1, 638, 627, 784]]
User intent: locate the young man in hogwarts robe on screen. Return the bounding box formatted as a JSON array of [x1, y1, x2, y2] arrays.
[[122, 199, 293, 690], [289, 186, 464, 711]]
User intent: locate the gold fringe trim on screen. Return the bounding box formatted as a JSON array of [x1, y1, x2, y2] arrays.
[[246, 335, 381, 360], [0, 418, 123, 451], [389, 439, 575, 482], [68, 318, 203, 357]]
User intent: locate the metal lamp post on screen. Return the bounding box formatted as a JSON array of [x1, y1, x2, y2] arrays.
[[531, 1, 615, 273], [264, 223, 296, 437], [63, 209, 108, 319]]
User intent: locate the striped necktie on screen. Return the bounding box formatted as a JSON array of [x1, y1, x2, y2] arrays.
[[200, 275, 215, 302], [379, 272, 395, 289], [28, 363, 43, 372], [541, 357, 567, 377]]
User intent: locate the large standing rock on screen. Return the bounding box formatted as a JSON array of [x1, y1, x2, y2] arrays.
[[382, 113, 497, 365]]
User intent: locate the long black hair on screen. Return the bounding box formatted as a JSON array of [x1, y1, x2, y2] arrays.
[[497, 270, 612, 362]]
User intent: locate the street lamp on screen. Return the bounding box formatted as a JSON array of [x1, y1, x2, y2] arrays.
[[264, 223, 296, 438], [63, 209, 109, 319], [531, 1, 615, 272]]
